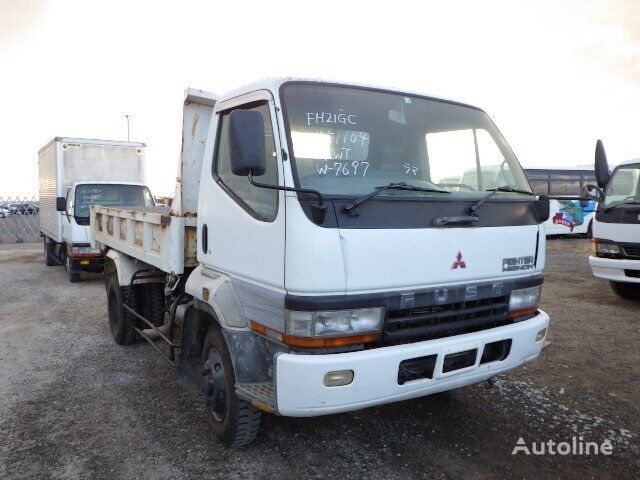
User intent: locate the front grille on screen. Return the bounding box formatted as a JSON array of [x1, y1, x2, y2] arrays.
[[622, 244, 640, 258], [382, 295, 511, 346]]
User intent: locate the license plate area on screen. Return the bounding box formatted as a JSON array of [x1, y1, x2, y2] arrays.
[[397, 354, 437, 385], [442, 348, 478, 373]]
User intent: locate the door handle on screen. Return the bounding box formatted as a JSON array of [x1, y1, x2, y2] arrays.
[[201, 224, 208, 253]]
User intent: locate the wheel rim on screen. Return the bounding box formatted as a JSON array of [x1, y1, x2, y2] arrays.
[[107, 288, 119, 336], [203, 349, 227, 422]]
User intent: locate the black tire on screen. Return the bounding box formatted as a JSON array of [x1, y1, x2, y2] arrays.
[[106, 274, 138, 344], [44, 238, 57, 266], [610, 281, 640, 300], [202, 326, 261, 447], [135, 283, 166, 327], [69, 271, 81, 282]]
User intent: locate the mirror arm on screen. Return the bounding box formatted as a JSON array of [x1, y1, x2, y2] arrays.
[[248, 171, 325, 206], [248, 171, 327, 224]]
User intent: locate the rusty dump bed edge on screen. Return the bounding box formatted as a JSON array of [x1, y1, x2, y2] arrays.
[[89, 204, 197, 275]]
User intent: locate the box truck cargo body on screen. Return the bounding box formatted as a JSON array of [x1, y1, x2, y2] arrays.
[[38, 137, 152, 281]]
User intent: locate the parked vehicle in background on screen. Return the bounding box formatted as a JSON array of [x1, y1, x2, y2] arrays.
[[38, 137, 152, 282], [8, 203, 39, 215], [0, 205, 10, 218], [524, 167, 597, 236], [586, 140, 640, 299], [91, 80, 551, 447]]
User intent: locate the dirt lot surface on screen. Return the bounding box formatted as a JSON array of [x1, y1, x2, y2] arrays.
[[0, 239, 638, 479]]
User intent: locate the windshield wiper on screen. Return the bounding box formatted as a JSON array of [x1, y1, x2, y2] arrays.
[[343, 182, 450, 216], [468, 186, 534, 215], [604, 200, 640, 213]]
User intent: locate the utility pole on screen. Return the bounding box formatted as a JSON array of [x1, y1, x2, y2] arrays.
[[125, 114, 131, 142]]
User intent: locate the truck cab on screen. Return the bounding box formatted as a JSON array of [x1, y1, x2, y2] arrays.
[[587, 141, 640, 299], [92, 79, 551, 446], [59, 181, 154, 281]]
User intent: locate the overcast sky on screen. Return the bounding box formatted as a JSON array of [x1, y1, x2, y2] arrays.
[[0, 0, 638, 197]]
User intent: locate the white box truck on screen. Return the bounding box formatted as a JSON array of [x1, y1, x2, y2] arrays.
[[585, 140, 640, 299], [90, 79, 551, 447], [38, 137, 154, 282]]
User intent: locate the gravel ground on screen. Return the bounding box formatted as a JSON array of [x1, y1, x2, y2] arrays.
[[0, 239, 638, 479]]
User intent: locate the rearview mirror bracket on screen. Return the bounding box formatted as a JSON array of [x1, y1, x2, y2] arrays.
[[247, 171, 327, 225]]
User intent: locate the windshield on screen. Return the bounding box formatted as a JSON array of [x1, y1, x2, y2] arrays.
[[604, 164, 640, 207], [282, 84, 531, 198], [74, 184, 154, 219]]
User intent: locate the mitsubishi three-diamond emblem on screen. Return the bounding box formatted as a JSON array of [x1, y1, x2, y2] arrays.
[[451, 251, 467, 269]]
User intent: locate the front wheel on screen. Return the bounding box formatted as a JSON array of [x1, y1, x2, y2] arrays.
[[610, 281, 640, 300], [202, 326, 261, 447]]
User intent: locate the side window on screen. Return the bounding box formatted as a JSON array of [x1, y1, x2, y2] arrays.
[[214, 102, 279, 221], [549, 174, 580, 197]]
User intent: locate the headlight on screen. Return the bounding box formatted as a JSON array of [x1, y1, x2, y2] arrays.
[[69, 246, 102, 255], [595, 241, 620, 256], [285, 307, 384, 337], [509, 286, 541, 318]]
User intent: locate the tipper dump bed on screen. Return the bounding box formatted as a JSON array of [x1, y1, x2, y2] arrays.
[[90, 88, 218, 274]]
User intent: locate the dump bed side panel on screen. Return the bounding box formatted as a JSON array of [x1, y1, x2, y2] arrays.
[[91, 205, 186, 274]]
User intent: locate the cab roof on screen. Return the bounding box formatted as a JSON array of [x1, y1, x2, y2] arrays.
[[616, 158, 640, 168], [216, 77, 483, 111]]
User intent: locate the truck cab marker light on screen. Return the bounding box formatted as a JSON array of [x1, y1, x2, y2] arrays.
[[508, 307, 538, 320], [251, 321, 380, 348], [324, 370, 354, 387]]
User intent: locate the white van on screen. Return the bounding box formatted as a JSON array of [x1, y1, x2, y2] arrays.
[[524, 167, 597, 236]]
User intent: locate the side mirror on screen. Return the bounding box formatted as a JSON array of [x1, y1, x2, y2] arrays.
[[228, 110, 266, 176], [582, 184, 604, 203], [595, 139, 610, 188], [534, 194, 550, 223], [56, 196, 66, 212]]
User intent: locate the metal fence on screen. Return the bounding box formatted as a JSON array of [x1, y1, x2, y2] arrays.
[[0, 196, 41, 243]]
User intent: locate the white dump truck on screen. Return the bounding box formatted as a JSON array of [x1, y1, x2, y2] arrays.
[[38, 137, 154, 281], [585, 141, 640, 299], [90, 79, 551, 446]]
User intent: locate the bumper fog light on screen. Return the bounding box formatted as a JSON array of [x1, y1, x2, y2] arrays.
[[324, 370, 354, 387], [535, 328, 547, 342]]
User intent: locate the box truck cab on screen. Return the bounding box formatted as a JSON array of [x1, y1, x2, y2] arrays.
[[586, 141, 640, 299], [38, 137, 152, 282], [91, 79, 551, 447], [59, 181, 154, 280]]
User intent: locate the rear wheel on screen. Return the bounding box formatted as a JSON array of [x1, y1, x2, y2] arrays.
[[202, 326, 261, 447], [43, 238, 58, 266], [106, 274, 138, 344], [610, 281, 640, 300], [135, 283, 166, 328], [68, 271, 81, 282]]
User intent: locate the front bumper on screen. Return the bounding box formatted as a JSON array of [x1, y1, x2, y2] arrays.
[[68, 255, 105, 273], [275, 310, 549, 417], [589, 255, 640, 283]]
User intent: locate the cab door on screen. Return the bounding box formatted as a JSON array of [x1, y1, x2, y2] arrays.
[[198, 91, 285, 291]]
